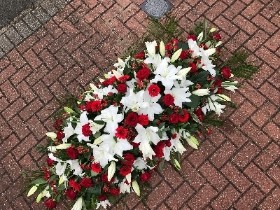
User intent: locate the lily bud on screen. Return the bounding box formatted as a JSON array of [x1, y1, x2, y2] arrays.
[[71, 197, 83, 210], [171, 49, 182, 62], [64, 107, 75, 114], [132, 180, 140, 196], [159, 41, 165, 57], [46, 132, 57, 140], [27, 185, 38, 197], [210, 28, 216, 33], [217, 94, 231, 101], [192, 89, 210, 96], [187, 136, 199, 149], [107, 161, 116, 181], [56, 143, 72, 150]]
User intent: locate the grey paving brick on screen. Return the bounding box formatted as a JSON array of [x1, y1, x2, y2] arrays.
[[32, 7, 51, 23], [23, 13, 41, 31], [55, 0, 69, 9], [0, 49, 5, 58], [14, 20, 32, 38], [5, 27, 23, 45], [41, 0, 59, 16], [0, 35, 14, 53]]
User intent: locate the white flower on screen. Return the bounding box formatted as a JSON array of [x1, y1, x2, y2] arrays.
[[94, 105, 123, 135], [71, 197, 83, 210], [144, 54, 162, 68], [151, 57, 180, 90], [46, 132, 56, 140], [222, 81, 238, 92], [55, 162, 67, 176], [200, 49, 216, 76], [63, 123, 75, 143], [192, 89, 210, 96], [159, 41, 165, 56], [145, 41, 157, 57], [66, 160, 83, 176], [55, 143, 72, 149], [119, 179, 131, 193], [188, 39, 201, 57], [132, 180, 140, 196], [202, 95, 226, 116], [177, 67, 191, 79], [164, 86, 191, 108], [97, 200, 111, 209], [171, 49, 182, 62], [121, 89, 149, 112], [107, 161, 116, 182], [133, 158, 147, 170], [74, 112, 91, 142]]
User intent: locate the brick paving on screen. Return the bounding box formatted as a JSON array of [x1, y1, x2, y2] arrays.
[[0, 0, 279, 209]]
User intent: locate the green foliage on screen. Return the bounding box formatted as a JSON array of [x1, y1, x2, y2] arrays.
[[224, 50, 258, 79], [53, 94, 78, 119], [203, 113, 224, 127]]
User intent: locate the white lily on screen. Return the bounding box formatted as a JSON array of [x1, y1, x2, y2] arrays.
[[63, 122, 75, 143], [133, 157, 147, 170], [119, 179, 131, 193], [71, 197, 83, 210], [96, 200, 111, 209], [74, 112, 92, 142], [55, 143, 72, 150], [144, 54, 162, 68], [202, 95, 226, 116], [121, 89, 149, 112], [46, 132, 56, 140], [177, 67, 191, 79], [145, 41, 157, 57], [107, 161, 116, 181], [164, 86, 191, 108]]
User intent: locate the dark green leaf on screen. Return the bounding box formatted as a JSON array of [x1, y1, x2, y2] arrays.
[[184, 94, 200, 108]]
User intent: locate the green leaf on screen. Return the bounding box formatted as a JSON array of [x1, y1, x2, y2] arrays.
[[64, 107, 75, 114], [31, 178, 47, 185], [158, 159, 165, 171], [190, 71, 210, 83], [184, 94, 200, 108], [87, 183, 102, 196]]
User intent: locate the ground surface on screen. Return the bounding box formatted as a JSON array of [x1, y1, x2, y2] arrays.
[[0, 0, 279, 209]]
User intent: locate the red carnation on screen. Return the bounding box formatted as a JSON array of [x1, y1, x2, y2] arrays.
[[65, 189, 77, 200], [56, 130, 64, 141], [102, 76, 116, 86], [44, 198, 57, 209], [101, 173, 114, 183], [109, 187, 120, 196], [140, 171, 152, 182], [221, 66, 231, 79], [66, 147, 79, 159], [119, 165, 132, 176], [69, 179, 81, 192], [154, 141, 165, 158], [115, 126, 128, 139], [86, 100, 102, 112], [165, 140, 172, 147], [190, 62, 198, 73], [165, 43, 173, 51], [98, 195, 107, 201], [180, 50, 190, 59], [138, 114, 149, 126], [213, 32, 222, 41], [91, 162, 102, 173], [187, 34, 197, 40], [171, 38, 179, 46], [118, 75, 130, 83], [148, 84, 160, 97], [82, 123, 92, 136], [194, 107, 204, 121], [117, 83, 127, 93], [169, 113, 179, 124], [179, 109, 190, 123], [163, 94, 174, 106], [46, 157, 54, 167], [43, 168, 51, 180], [134, 51, 145, 59], [136, 67, 151, 81], [53, 119, 63, 130], [122, 153, 135, 166], [125, 112, 138, 127], [80, 177, 93, 188]]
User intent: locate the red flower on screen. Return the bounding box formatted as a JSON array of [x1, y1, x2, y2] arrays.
[[122, 153, 135, 166], [190, 62, 198, 73], [165, 43, 173, 51], [125, 112, 138, 127], [69, 179, 81, 192], [44, 198, 57, 209], [115, 126, 128, 139], [109, 187, 120, 196], [66, 147, 79, 159], [163, 94, 174, 106], [194, 107, 204, 121], [46, 157, 54, 167], [43, 168, 51, 180], [98, 195, 107, 201], [80, 177, 93, 188], [86, 100, 102, 112], [91, 162, 102, 173], [82, 123, 92, 136], [187, 34, 197, 40], [179, 109, 190, 123], [119, 165, 132, 176], [180, 50, 190, 59], [118, 75, 130, 83], [117, 83, 127, 93], [56, 130, 64, 141], [154, 141, 165, 158], [65, 189, 77, 200], [171, 38, 179, 46], [148, 84, 160, 97], [165, 140, 172, 147], [136, 67, 151, 81], [53, 119, 63, 130], [169, 113, 179, 124], [140, 171, 152, 182], [134, 51, 145, 59], [102, 76, 116, 86], [138, 114, 149, 126], [214, 79, 222, 87], [101, 173, 114, 183], [213, 32, 222, 41], [221, 66, 231, 79]]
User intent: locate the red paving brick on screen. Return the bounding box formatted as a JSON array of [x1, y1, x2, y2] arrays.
[[0, 0, 279, 209]]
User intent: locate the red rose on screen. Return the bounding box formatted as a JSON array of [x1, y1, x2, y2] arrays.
[[194, 107, 204, 121], [117, 83, 127, 93], [169, 113, 179, 124], [53, 119, 63, 130], [86, 100, 102, 112], [56, 130, 64, 141], [102, 76, 116, 86], [69, 179, 81, 192], [134, 51, 145, 59], [66, 147, 79, 159], [109, 187, 120, 196], [154, 141, 165, 158], [148, 84, 160, 97], [119, 165, 132, 176], [118, 75, 130, 83], [180, 50, 190, 59], [190, 62, 198, 73], [65, 189, 77, 200], [91, 162, 102, 173], [80, 177, 93, 188], [138, 114, 149, 126], [221, 66, 231, 79], [214, 79, 222, 87], [82, 123, 92, 136], [179, 109, 190, 123], [163, 94, 174, 106], [115, 126, 128, 139], [136, 67, 151, 81], [44, 198, 57, 209], [122, 153, 135, 166], [165, 140, 172, 147], [213, 32, 222, 41], [46, 157, 54, 167], [187, 34, 197, 40], [140, 171, 151, 182], [125, 112, 138, 127], [98, 195, 107, 201], [43, 168, 51, 180]]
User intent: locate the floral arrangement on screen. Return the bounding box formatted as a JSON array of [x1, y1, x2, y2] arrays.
[[27, 26, 238, 210]]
